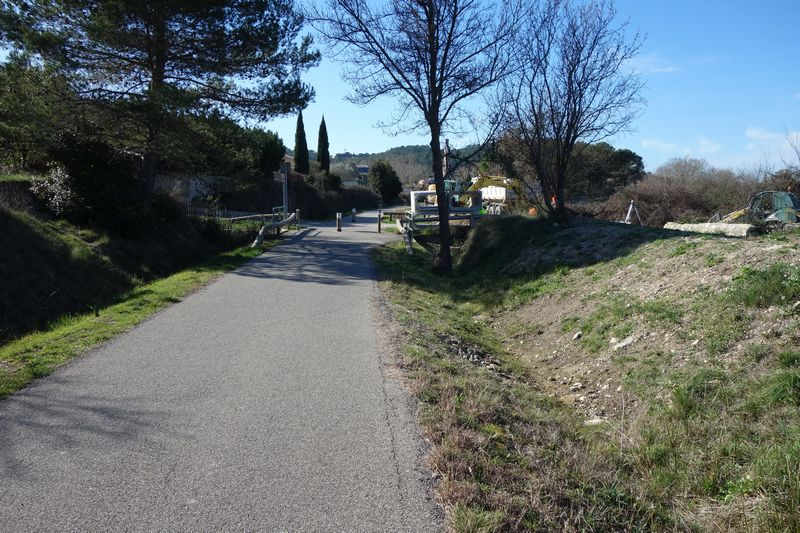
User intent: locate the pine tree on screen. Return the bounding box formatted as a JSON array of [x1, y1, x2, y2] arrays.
[[1, 0, 320, 189], [317, 116, 330, 173], [294, 110, 309, 174]]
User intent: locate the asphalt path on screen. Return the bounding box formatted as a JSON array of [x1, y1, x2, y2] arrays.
[[0, 211, 440, 532]]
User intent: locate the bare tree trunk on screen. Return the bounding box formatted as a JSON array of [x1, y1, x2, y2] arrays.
[[142, 12, 167, 196], [430, 129, 452, 273]]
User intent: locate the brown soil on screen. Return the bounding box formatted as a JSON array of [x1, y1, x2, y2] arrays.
[[492, 221, 800, 423]]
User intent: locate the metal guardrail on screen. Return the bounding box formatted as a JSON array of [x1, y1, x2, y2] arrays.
[[250, 211, 298, 248]]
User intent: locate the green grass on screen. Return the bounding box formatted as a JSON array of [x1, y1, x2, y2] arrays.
[[0, 173, 35, 182], [670, 240, 700, 256], [0, 245, 268, 398], [726, 263, 800, 308], [0, 206, 262, 341]]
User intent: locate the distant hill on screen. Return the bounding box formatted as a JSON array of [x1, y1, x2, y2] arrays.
[[330, 144, 482, 187]]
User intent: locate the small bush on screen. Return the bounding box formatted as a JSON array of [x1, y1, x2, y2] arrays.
[[30, 164, 74, 215]]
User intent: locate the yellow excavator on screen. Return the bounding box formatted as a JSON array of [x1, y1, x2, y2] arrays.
[[665, 191, 800, 238]]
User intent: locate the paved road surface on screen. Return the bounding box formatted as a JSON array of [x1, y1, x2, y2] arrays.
[[0, 212, 440, 531]]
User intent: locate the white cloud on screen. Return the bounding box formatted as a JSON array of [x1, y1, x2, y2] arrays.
[[697, 136, 722, 154], [745, 127, 783, 143], [626, 54, 680, 75], [641, 136, 723, 157], [744, 127, 800, 166], [641, 138, 680, 152]]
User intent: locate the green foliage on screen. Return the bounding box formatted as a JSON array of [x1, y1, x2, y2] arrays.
[[289, 176, 377, 219], [368, 160, 402, 203], [566, 141, 645, 198], [0, 54, 73, 171], [323, 172, 342, 191], [3, 0, 319, 119], [317, 116, 330, 173], [779, 350, 800, 368], [258, 130, 286, 176], [46, 133, 146, 232], [330, 144, 434, 186], [491, 134, 645, 202], [2, 0, 319, 178], [294, 110, 309, 174]]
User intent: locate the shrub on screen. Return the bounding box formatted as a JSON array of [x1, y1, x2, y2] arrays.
[[289, 175, 378, 219], [368, 160, 402, 204], [323, 172, 342, 191], [48, 133, 144, 229], [29, 164, 74, 215], [574, 157, 762, 227]]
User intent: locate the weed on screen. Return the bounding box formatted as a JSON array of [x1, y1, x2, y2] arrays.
[[745, 344, 772, 362], [451, 504, 505, 533], [670, 241, 700, 256], [705, 253, 724, 267], [761, 370, 800, 406], [374, 242, 668, 531], [726, 264, 800, 308], [779, 350, 800, 368], [640, 299, 683, 324], [560, 316, 580, 333]]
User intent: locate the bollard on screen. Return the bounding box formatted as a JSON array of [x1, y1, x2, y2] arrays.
[[377, 210, 382, 233], [295, 209, 300, 229], [351, 208, 356, 222], [336, 212, 342, 232]]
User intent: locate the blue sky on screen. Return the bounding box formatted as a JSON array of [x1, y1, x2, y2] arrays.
[[264, 0, 800, 172]]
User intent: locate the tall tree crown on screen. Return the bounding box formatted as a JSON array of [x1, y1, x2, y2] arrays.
[[317, 116, 330, 173], [1, 0, 320, 119], [294, 110, 309, 174]]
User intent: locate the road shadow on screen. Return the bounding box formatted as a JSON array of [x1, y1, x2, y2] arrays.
[[234, 227, 390, 286], [376, 216, 732, 308], [0, 374, 180, 481]]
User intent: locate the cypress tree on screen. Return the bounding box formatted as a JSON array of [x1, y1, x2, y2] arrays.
[[317, 116, 330, 173], [294, 110, 309, 174]]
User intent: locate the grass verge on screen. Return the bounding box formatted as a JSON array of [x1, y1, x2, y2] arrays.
[[374, 241, 670, 531], [375, 217, 800, 531], [0, 244, 271, 398]]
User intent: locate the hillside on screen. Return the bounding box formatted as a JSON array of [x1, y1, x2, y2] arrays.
[[330, 144, 482, 186], [375, 217, 800, 531], [0, 204, 256, 343]]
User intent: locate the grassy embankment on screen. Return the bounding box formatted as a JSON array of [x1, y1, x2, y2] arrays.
[[0, 204, 274, 398], [0, 173, 35, 182], [374, 216, 800, 531]]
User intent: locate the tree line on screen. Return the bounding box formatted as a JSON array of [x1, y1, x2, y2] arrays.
[[311, 0, 644, 272], [4, 0, 651, 273], [0, 0, 320, 227]]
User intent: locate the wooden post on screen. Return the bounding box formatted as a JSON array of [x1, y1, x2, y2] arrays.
[[336, 212, 342, 232], [377, 210, 382, 233]]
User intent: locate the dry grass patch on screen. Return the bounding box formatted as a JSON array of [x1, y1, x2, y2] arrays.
[[377, 216, 800, 531]]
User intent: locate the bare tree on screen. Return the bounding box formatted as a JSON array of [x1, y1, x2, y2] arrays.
[[310, 0, 519, 272], [502, 0, 643, 219]]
